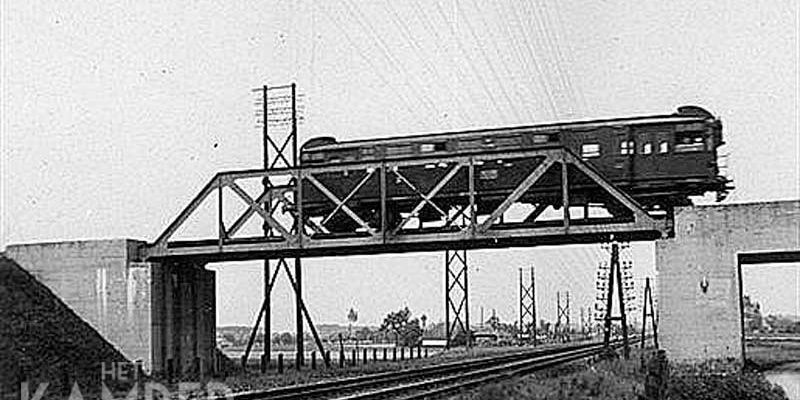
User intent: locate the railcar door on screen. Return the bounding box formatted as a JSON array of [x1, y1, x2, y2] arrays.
[[611, 127, 634, 184]]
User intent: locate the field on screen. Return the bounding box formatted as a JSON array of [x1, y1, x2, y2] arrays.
[[448, 349, 791, 400], [746, 339, 800, 371]]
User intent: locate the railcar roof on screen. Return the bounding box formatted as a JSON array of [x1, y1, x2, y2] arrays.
[[305, 111, 715, 152]]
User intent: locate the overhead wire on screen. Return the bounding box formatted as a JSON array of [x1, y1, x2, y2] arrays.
[[316, 2, 429, 130], [339, 0, 440, 125], [470, 0, 535, 122], [432, 0, 506, 123], [536, 0, 584, 117], [489, 0, 542, 122], [549, 0, 591, 116], [382, 0, 464, 129], [407, 0, 487, 126], [507, 1, 559, 119], [453, 0, 521, 122], [523, 0, 571, 117]]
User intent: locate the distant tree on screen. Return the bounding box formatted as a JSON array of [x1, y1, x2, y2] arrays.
[[278, 332, 294, 347], [222, 333, 236, 344], [420, 314, 428, 330], [380, 307, 423, 347], [355, 327, 373, 342]]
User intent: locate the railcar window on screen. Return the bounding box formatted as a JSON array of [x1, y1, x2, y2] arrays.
[[642, 143, 653, 155], [674, 132, 706, 152], [361, 147, 376, 156], [659, 141, 669, 153], [420, 143, 446, 152], [581, 143, 601, 158], [386, 145, 414, 156], [532, 134, 550, 144], [495, 136, 521, 147], [620, 140, 635, 155], [460, 139, 484, 150]]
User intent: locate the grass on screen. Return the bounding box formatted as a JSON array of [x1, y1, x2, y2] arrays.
[[746, 341, 800, 371], [447, 348, 791, 400], [450, 350, 647, 400], [196, 344, 559, 393]]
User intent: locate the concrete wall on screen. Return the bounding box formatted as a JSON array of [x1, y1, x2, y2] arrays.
[[4, 239, 216, 377], [655, 200, 800, 363]]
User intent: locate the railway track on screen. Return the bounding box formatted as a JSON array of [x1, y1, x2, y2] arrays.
[[230, 339, 631, 400]]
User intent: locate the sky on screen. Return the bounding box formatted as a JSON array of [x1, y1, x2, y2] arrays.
[[1, 0, 798, 332]]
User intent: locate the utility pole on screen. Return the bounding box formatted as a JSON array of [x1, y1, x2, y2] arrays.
[[557, 291, 571, 342], [640, 277, 659, 349], [519, 267, 536, 344], [601, 240, 630, 358]]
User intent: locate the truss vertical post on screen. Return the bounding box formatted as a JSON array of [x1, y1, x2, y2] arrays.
[[445, 249, 470, 348], [640, 277, 659, 349]]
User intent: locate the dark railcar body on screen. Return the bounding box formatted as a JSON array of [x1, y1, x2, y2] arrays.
[[299, 106, 731, 231]]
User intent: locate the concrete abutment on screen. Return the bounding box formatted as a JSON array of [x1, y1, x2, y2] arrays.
[[655, 200, 799, 364], [4, 239, 217, 378]]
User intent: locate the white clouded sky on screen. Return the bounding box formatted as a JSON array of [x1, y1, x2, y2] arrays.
[[1, 0, 797, 331]]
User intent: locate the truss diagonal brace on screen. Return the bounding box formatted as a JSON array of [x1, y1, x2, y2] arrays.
[[305, 174, 375, 234], [561, 151, 655, 224], [154, 177, 220, 246], [228, 180, 294, 241], [321, 169, 376, 226], [392, 164, 463, 233], [478, 158, 555, 232], [226, 186, 275, 237]]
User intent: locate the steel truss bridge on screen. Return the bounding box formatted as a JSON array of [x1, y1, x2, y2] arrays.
[[147, 146, 670, 262], [144, 84, 670, 367]]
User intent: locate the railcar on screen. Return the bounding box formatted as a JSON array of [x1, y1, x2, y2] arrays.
[[299, 106, 731, 232]]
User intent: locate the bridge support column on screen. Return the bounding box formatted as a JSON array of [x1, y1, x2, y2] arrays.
[[262, 260, 271, 368], [294, 258, 304, 365], [445, 249, 470, 348]]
